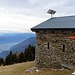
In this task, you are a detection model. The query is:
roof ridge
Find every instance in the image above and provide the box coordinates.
[53,15,75,19]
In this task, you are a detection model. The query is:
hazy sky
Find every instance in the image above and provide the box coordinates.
[0,0,75,33]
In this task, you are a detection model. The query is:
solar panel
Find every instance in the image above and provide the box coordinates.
[47,9,56,18]
[47,9,56,14]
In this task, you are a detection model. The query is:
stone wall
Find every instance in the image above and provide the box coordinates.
[35,30,75,69]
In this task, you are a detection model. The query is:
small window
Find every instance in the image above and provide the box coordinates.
[48,42,49,49]
[63,44,65,52]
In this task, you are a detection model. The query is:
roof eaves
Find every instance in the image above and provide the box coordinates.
[31,28,75,32]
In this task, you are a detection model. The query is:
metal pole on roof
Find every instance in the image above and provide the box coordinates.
[51,14,53,18]
[47,9,56,18]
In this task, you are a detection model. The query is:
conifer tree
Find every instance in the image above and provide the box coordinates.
[5,51,13,65]
[0,58,4,66]
[19,52,24,63]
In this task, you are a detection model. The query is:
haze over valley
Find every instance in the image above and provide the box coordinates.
[0,33,36,59]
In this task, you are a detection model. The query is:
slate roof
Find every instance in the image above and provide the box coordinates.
[31,15,75,31]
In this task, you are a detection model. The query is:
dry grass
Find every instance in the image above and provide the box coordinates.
[0,61,74,75]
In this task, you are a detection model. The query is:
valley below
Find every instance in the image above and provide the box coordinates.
[0,43,19,53]
[0,33,36,59]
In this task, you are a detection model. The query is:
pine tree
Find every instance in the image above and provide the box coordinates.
[5,51,13,65]
[12,54,18,63]
[19,52,24,63]
[0,58,4,66]
[24,45,35,61]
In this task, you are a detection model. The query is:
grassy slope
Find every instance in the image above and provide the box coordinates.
[0,61,74,75]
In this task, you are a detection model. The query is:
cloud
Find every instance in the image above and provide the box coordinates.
[0,0,74,32]
[0,0,74,17]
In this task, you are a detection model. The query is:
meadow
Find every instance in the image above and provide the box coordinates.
[0,61,74,75]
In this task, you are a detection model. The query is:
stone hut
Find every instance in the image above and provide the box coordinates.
[31,16,75,69]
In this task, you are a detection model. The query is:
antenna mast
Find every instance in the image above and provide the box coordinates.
[47,9,56,18]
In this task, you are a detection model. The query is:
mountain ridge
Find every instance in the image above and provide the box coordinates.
[0,33,35,44]
[0,37,36,59]
[10,37,36,53]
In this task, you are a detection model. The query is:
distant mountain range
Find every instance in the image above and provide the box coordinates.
[0,33,35,44]
[0,37,36,59]
[10,37,36,53]
[0,33,35,52]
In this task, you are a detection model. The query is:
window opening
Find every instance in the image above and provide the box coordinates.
[63,44,65,52]
[48,42,49,49]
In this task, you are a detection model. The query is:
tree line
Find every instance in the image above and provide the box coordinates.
[0,45,35,66]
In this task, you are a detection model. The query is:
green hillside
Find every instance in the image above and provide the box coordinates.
[0,61,73,75]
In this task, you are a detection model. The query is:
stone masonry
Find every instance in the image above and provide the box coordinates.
[35,30,75,69]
